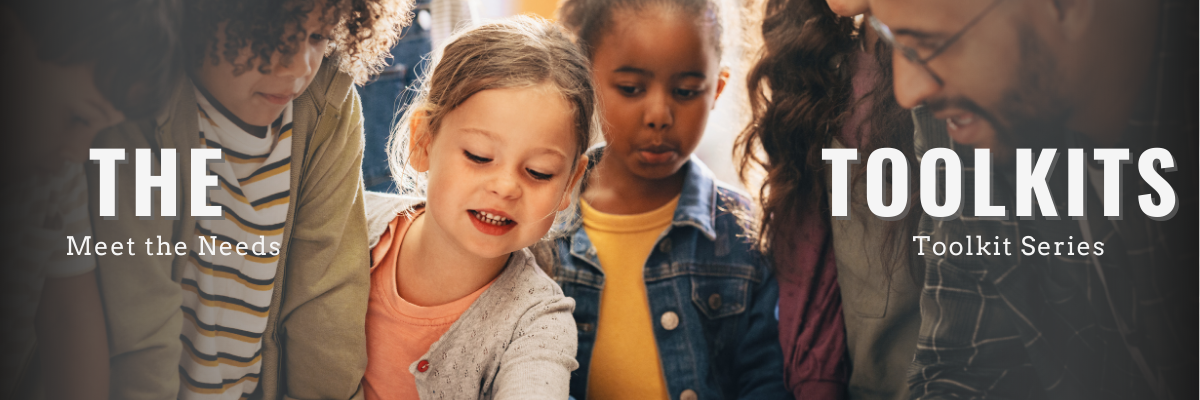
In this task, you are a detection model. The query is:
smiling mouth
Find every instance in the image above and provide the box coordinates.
[470,210,514,226]
[468,209,517,236]
[946,113,977,130]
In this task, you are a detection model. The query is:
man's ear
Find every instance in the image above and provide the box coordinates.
[712,68,730,109]
[558,154,590,212]
[408,110,433,173]
[1049,0,1094,42]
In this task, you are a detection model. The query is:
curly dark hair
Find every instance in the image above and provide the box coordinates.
[183,0,412,85]
[734,0,919,280]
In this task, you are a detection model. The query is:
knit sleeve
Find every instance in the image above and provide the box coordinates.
[490,264,579,400]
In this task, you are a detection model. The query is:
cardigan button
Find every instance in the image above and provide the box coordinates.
[680,389,698,400]
[417,360,430,372]
[660,311,679,331]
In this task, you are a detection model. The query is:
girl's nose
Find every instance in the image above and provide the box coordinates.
[486,170,523,199]
[643,89,674,130]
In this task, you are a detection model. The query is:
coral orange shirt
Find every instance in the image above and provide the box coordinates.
[363,210,494,400]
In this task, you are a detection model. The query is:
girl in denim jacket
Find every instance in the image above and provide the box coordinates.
[536,1,789,398]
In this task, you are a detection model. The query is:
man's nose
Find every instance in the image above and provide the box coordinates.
[892,51,940,109]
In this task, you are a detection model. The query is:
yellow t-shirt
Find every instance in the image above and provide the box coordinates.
[581,196,679,400]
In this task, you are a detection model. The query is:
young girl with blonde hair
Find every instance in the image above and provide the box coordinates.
[361,15,597,400]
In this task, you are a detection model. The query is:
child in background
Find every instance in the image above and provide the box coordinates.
[86,0,411,398]
[545,0,789,398]
[361,16,595,400]
[1,0,179,398]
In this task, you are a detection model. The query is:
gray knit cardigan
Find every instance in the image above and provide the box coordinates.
[364,192,579,399]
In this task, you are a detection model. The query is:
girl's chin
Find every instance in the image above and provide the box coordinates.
[463,245,516,263]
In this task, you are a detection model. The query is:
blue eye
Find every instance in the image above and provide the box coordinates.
[527,169,553,181]
[464,150,491,163]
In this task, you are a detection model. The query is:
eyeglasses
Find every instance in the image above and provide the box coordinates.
[867,0,1006,87]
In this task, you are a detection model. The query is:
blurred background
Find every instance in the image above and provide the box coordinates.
[360,0,759,194]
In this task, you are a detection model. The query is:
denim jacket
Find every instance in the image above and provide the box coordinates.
[545,154,790,400]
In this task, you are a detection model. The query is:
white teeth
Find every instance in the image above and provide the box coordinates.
[948,115,975,128]
[473,210,511,226]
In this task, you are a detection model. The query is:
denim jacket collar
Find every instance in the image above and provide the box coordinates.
[563,147,719,273]
[666,156,719,241]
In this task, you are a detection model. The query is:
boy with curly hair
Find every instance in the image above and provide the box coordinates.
[85,0,412,398]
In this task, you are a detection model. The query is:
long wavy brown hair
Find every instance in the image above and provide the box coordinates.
[734,0,919,280]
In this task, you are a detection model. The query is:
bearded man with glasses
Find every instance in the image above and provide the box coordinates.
[866,0,1195,398]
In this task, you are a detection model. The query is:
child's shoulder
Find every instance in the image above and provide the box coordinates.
[684,156,754,211]
[709,178,758,232]
[713,179,755,211]
[300,58,355,109]
[470,249,574,340]
[702,178,770,268]
[363,191,425,248]
[496,248,569,303]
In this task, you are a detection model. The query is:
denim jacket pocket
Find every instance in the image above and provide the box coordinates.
[688,264,756,320]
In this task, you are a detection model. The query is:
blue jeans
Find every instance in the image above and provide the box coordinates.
[359,0,431,193]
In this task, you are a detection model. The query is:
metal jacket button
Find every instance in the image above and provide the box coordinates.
[680,389,698,400]
[708,293,722,310]
[660,311,679,330]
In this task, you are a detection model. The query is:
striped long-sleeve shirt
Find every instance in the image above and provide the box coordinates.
[178,88,293,399]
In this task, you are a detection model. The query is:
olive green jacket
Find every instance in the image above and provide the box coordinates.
[87,58,369,400]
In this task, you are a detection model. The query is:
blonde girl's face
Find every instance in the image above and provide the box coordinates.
[410,84,589,260]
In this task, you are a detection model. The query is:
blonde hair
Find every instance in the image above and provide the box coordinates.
[387,15,600,230]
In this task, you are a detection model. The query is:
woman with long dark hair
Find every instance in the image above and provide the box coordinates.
[735,0,922,398]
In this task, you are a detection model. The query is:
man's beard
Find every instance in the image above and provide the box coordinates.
[927,23,1072,149]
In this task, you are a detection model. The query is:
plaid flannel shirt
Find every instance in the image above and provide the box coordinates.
[906,1,1194,397]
